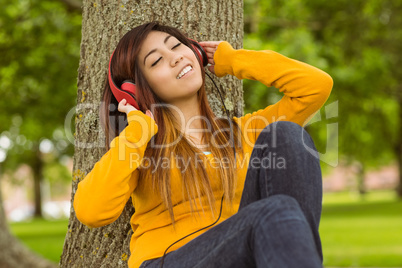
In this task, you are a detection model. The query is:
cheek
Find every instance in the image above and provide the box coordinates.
[149,71,172,92]
[146,74,173,101]
[195,67,204,84]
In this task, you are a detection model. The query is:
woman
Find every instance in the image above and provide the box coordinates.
[74,21,333,268]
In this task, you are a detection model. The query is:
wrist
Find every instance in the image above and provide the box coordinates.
[127,110,158,136]
[213,41,237,77]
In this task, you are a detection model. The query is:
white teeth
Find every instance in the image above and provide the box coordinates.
[177,66,192,79]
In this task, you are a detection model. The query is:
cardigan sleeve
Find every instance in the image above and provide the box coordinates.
[73,110,158,228]
[214,41,333,145]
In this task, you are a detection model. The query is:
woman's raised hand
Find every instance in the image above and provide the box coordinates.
[198,41,223,75]
[118,99,155,122]
[118,99,137,115]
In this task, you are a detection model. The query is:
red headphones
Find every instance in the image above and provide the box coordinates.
[108,39,208,110]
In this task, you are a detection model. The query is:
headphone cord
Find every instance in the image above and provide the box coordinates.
[205,72,236,161]
[159,194,224,268]
[159,73,236,268]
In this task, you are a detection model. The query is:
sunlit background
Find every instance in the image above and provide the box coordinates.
[0,0,401,267]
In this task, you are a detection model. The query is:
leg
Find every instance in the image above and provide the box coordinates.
[140,195,322,268]
[239,121,323,261]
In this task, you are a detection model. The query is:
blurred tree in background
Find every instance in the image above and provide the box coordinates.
[0,0,81,266]
[0,0,81,218]
[243,0,402,197]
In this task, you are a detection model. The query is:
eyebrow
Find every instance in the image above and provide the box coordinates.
[143,35,173,65]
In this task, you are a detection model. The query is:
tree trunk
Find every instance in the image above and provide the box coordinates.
[60,1,243,267]
[32,146,44,218]
[356,162,366,197]
[0,171,56,268]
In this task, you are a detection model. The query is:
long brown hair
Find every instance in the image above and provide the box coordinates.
[100,22,243,227]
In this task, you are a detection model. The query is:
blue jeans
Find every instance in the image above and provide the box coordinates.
[139,121,323,268]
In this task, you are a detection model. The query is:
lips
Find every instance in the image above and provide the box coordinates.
[176,64,193,79]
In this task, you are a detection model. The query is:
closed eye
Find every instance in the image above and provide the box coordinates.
[151,57,162,67]
[172,43,181,49]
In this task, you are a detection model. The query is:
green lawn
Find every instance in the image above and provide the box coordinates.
[9,217,69,263]
[8,190,402,267]
[321,190,402,267]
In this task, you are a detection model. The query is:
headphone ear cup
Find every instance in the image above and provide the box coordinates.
[189,40,208,67]
[121,80,137,95]
[108,51,140,110]
[118,81,139,110]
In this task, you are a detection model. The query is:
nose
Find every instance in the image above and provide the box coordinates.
[170,52,183,67]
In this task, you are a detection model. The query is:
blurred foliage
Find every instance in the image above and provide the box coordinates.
[243,0,401,173]
[0,0,81,173]
[1,0,401,186]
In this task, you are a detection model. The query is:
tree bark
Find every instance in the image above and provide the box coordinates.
[0,172,57,268]
[355,162,366,197]
[32,147,44,218]
[60,1,243,267]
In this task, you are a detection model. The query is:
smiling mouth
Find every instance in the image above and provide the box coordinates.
[177,65,193,79]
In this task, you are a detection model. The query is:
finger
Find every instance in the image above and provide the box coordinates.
[146,110,155,121]
[202,45,216,51]
[118,106,125,113]
[203,47,218,54]
[207,52,215,59]
[117,99,125,112]
[199,41,221,48]
[208,65,215,74]
[119,99,127,107]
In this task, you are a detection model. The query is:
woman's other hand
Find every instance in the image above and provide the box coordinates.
[118,99,155,122]
[118,99,137,114]
[199,41,223,75]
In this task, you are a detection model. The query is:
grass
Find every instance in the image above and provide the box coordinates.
[9,218,69,263]
[7,190,402,267]
[321,190,402,267]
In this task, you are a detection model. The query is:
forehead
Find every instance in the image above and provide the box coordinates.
[139,31,171,54]
[144,31,170,44]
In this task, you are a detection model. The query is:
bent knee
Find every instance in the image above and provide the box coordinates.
[258,121,304,142]
[241,195,306,228]
[248,195,302,215]
[261,194,300,209]
[261,195,307,223]
[256,121,313,149]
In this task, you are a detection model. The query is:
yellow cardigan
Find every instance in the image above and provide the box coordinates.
[74,41,333,268]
